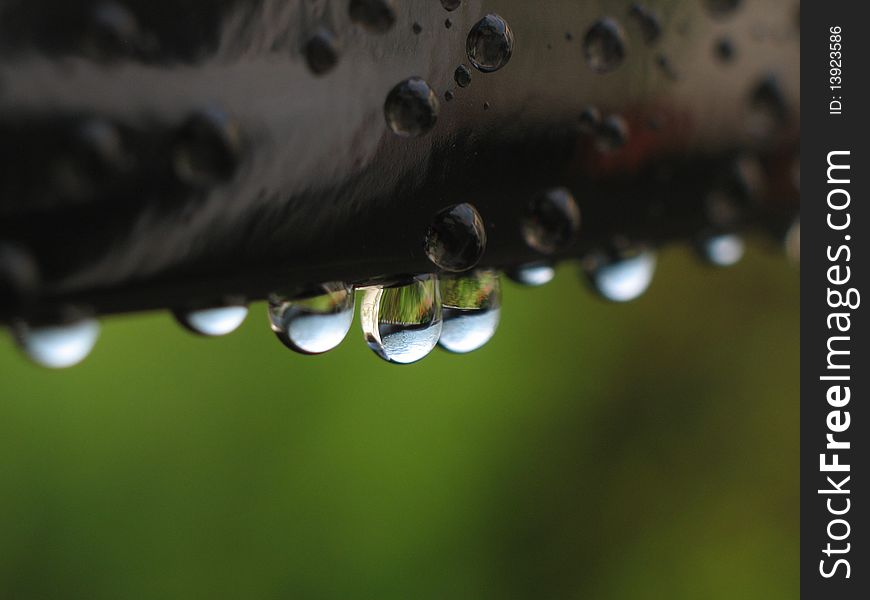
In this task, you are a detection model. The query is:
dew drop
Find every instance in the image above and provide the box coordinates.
[384,77,440,137]
[268,283,355,355]
[466,14,514,73]
[628,4,662,45]
[349,0,396,34]
[454,64,472,88]
[12,317,100,369]
[578,106,602,134]
[424,203,487,272]
[304,28,339,75]
[506,263,556,287]
[440,0,461,11]
[522,187,581,254]
[174,304,248,337]
[173,108,242,187]
[705,0,742,18]
[360,275,443,364]
[438,270,501,354]
[583,247,657,302]
[583,18,627,74]
[595,115,629,152]
[697,233,745,267]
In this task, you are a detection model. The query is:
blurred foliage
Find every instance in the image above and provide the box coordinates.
[0,243,798,599]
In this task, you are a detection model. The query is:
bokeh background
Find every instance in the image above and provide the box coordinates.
[0,242,798,599]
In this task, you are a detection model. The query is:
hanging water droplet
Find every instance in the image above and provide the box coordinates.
[785,218,800,265]
[578,106,602,134]
[628,4,662,45]
[174,304,248,337]
[384,77,440,137]
[583,18,626,74]
[696,233,745,267]
[454,64,472,88]
[360,275,443,364]
[173,108,242,188]
[466,14,514,73]
[268,283,355,355]
[595,115,629,152]
[304,28,339,75]
[424,203,487,272]
[714,37,735,63]
[438,270,501,354]
[506,263,556,287]
[522,187,581,254]
[12,317,100,369]
[440,0,461,11]
[705,0,742,18]
[349,0,396,34]
[582,247,657,302]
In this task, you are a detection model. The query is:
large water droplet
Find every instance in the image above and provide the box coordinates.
[13,318,100,369]
[173,108,242,187]
[268,283,355,355]
[304,28,339,75]
[507,263,556,287]
[595,115,629,152]
[349,0,396,34]
[424,203,487,272]
[583,18,626,73]
[175,304,248,337]
[360,275,443,364]
[522,187,581,254]
[583,247,657,302]
[466,14,514,73]
[697,233,745,267]
[384,78,440,137]
[454,64,472,88]
[705,0,742,18]
[441,0,461,10]
[438,270,501,354]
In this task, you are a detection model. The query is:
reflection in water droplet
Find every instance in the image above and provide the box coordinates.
[705,0,742,18]
[578,106,601,134]
[522,187,581,254]
[438,270,501,354]
[454,64,472,87]
[714,37,735,62]
[173,108,242,188]
[361,275,443,364]
[441,0,461,11]
[507,263,556,287]
[349,0,396,33]
[384,78,440,137]
[697,233,745,267]
[425,203,487,272]
[583,18,626,73]
[175,305,248,337]
[13,318,100,369]
[268,283,355,354]
[596,115,629,152]
[583,248,657,302]
[628,4,662,44]
[785,218,800,265]
[466,14,514,73]
[304,28,339,75]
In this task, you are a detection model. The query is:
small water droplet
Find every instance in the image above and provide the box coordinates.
[522,187,581,254]
[466,14,514,73]
[361,275,443,364]
[424,203,487,272]
[412,22,422,34]
[175,304,248,337]
[705,0,742,18]
[268,283,355,354]
[483,101,490,111]
[13,317,100,369]
[595,115,629,152]
[438,270,501,354]
[565,31,574,41]
[749,74,788,129]
[173,108,242,187]
[583,18,627,73]
[697,233,745,267]
[349,0,396,33]
[714,37,735,62]
[384,77,440,137]
[582,247,657,302]
[445,18,452,29]
[0,244,39,313]
[655,54,679,80]
[454,64,472,87]
[785,218,800,265]
[578,106,602,134]
[444,90,455,102]
[304,28,339,75]
[440,0,461,11]
[628,4,662,44]
[506,263,556,287]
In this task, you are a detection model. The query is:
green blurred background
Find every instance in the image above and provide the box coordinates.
[0,243,798,600]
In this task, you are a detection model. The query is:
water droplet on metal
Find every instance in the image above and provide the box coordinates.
[175,304,248,337]
[522,187,581,254]
[412,22,422,34]
[304,28,339,75]
[268,283,355,355]
[13,317,100,369]
[425,203,487,272]
[483,101,490,111]
[583,247,657,302]
[507,263,556,287]
[361,275,443,364]
[583,18,626,73]
[595,114,629,152]
[697,233,745,267]
[349,0,396,33]
[454,64,472,88]
[438,270,501,354]
[466,14,514,73]
[173,108,242,188]
[384,78,440,137]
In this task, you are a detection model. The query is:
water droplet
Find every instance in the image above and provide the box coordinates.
[174,304,248,337]
[578,106,602,134]
[444,90,455,102]
[268,283,355,354]
[522,187,581,254]
[506,263,556,287]
[749,74,788,128]
[785,218,800,265]
[454,64,472,88]
[705,0,742,18]
[360,275,443,364]
[0,244,39,313]
[445,18,452,29]
[714,37,735,62]
[384,78,440,137]
[628,4,662,44]
[595,115,629,152]
[349,0,396,34]
[173,108,242,187]
[412,22,422,34]
[583,18,626,74]
[483,101,490,111]
[424,203,487,272]
[697,233,745,267]
[13,317,100,369]
[582,247,657,302]
[304,28,339,75]
[440,0,461,10]
[466,14,514,73]
[565,31,574,41]
[438,270,501,354]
